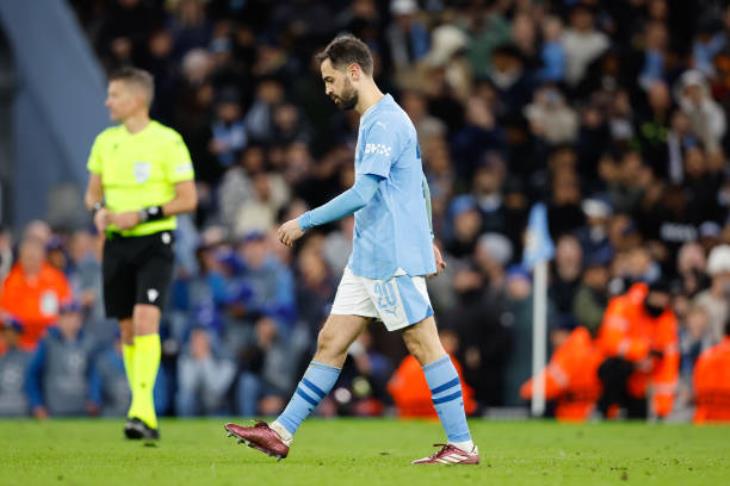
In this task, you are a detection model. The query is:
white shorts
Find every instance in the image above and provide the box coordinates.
[330,267,433,331]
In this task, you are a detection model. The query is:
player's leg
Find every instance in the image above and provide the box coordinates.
[128,232,174,436]
[102,236,138,436]
[127,304,162,433]
[270,313,370,441]
[402,317,474,452]
[379,274,477,464]
[119,317,134,387]
[225,267,375,458]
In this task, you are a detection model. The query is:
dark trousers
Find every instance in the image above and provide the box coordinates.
[597,357,648,419]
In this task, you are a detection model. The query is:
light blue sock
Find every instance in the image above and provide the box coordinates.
[275,361,341,436]
[423,355,472,444]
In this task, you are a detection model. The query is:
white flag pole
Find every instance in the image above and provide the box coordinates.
[531,259,548,417]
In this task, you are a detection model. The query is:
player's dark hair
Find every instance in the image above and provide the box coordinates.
[109,67,155,106]
[315,34,374,76]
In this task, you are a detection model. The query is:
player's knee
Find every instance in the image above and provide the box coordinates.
[133,304,161,335]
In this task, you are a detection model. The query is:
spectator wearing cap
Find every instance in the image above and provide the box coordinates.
[597,280,679,419]
[572,249,611,335]
[177,326,236,416]
[0,238,72,351]
[693,245,730,344]
[386,0,430,73]
[445,233,512,409]
[25,301,99,419]
[444,196,482,260]
[488,44,534,116]
[674,70,726,154]
[502,265,557,407]
[576,196,613,264]
[0,319,30,416]
[210,89,248,170]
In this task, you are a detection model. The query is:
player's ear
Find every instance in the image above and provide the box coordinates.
[348,63,360,82]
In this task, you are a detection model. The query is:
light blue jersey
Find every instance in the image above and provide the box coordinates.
[348,94,436,280]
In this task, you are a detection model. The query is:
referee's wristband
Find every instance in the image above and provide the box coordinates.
[138,206,165,223]
[91,202,104,216]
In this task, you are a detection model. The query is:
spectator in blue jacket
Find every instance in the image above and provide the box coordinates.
[25,301,99,418]
[0,318,30,416]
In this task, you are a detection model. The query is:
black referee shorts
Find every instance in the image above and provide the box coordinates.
[102,230,175,320]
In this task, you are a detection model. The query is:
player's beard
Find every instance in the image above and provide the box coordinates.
[332,79,358,111]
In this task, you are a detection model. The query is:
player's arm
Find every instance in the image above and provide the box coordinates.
[84,174,104,210]
[422,173,446,274]
[85,137,109,233]
[148,180,198,219]
[422,174,434,238]
[277,174,382,247]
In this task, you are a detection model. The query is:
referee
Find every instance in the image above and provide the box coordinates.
[84,67,197,440]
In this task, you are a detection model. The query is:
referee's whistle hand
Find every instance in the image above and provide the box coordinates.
[94,208,110,233]
[277,219,304,247]
[109,211,141,230]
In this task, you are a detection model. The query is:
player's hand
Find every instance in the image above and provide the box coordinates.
[109,211,141,230]
[430,243,446,277]
[94,207,110,234]
[277,218,304,247]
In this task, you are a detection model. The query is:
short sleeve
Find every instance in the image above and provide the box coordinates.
[164,135,195,183]
[357,119,400,179]
[87,135,103,174]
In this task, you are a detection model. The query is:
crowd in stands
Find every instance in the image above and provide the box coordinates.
[1,0,730,421]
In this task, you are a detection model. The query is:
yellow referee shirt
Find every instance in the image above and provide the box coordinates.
[87,121,195,237]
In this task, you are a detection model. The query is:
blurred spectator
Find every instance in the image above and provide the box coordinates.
[177,327,235,416]
[693,245,730,344]
[597,281,679,419]
[235,316,296,417]
[572,251,611,334]
[25,302,99,418]
[576,196,613,264]
[0,238,72,350]
[562,4,609,87]
[0,319,30,416]
[538,15,567,83]
[693,320,730,423]
[209,89,247,170]
[550,234,583,319]
[674,70,726,154]
[525,86,578,145]
[521,321,602,422]
[502,266,556,407]
[386,0,430,72]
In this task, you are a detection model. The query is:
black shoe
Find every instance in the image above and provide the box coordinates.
[124,417,160,441]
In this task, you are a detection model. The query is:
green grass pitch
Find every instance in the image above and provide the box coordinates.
[1,418,728,485]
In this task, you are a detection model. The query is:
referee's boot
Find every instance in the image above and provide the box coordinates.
[124,417,160,441]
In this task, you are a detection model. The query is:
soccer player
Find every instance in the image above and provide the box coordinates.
[225,34,479,465]
[84,67,197,440]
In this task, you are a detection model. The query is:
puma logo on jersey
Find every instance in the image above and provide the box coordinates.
[147,289,159,303]
[365,143,392,157]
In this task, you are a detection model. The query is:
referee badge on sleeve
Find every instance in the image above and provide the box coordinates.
[134,161,151,183]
